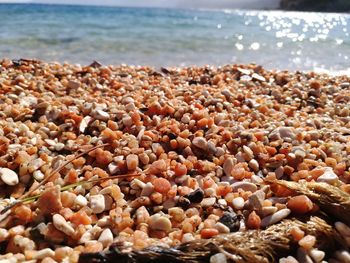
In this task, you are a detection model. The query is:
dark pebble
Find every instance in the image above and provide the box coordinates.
[219,212,243,232]
[186,188,204,203]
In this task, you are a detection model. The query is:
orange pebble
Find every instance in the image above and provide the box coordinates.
[153,178,171,194]
[174,163,187,177]
[290,226,305,241]
[200,228,219,239]
[298,235,316,250]
[246,211,261,229]
[287,195,313,214]
[70,211,92,226]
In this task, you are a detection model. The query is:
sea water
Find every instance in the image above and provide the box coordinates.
[0,4,349,72]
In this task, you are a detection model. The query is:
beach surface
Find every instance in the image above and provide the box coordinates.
[0,59,350,262]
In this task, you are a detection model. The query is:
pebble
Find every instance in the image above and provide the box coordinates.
[210,253,227,263]
[334,250,350,262]
[54,143,65,151]
[89,194,106,214]
[279,256,299,263]
[186,188,204,203]
[0,228,9,242]
[141,182,154,196]
[108,162,119,174]
[75,195,88,207]
[232,182,257,193]
[261,206,278,217]
[309,249,325,263]
[192,137,208,151]
[261,208,291,228]
[98,228,113,248]
[126,154,139,170]
[219,212,241,232]
[247,190,265,210]
[182,233,195,243]
[32,248,55,260]
[248,159,259,172]
[148,214,172,232]
[231,197,245,210]
[53,214,75,236]
[223,157,235,176]
[335,221,350,237]
[214,222,230,234]
[200,197,216,208]
[79,116,92,133]
[317,167,339,184]
[0,168,19,186]
[92,109,110,121]
[33,170,45,181]
[67,80,80,89]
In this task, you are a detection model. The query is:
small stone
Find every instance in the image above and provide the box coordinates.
[248,159,259,172]
[223,157,235,176]
[335,250,350,262]
[67,80,80,89]
[186,188,204,203]
[53,214,75,236]
[54,143,65,151]
[335,221,350,237]
[309,249,325,263]
[247,190,265,210]
[32,248,55,260]
[79,116,92,133]
[232,197,245,210]
[243,145,254,160]
[108,162,119,174]
[261,206,278,217]
[92,109,110,121]
[232,182,257,193]
[261,208,291,227]
[75,195,88,207]
[192,137,208,151]
[126,154,139,170]
[182,233,195,243]
[210,253,227,263]
[214,222,230,233]
[122,115,133,127]
[279,256,298,263]
[317,167,339,184]
[148,214,172,232]
[297,248,313,263]
[0,228,9,242]
[0,168,19,186]
[33,170,45,181]
[141,182,154,196]
[219,212,241,232]
[200,197,216,208]
[28,158,45,173]
[89,194,105,214]
[98,228,113,248]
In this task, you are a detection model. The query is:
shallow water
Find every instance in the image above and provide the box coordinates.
[0,4,349,71]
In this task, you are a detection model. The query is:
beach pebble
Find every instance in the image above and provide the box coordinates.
[232,197,245,210]
[334,250,350,262]
[33,170,44,181]
[92,109,110,121]
[89,194,105,214]
[182,233,195,243]
[317,167,339,184]
[67,80,80,89]
[126,154,139,170]
[248,159,259,171]
[54,142,65,151]
[261,206,278,217]
[247,190,265,210]
[335,221,350,237]
[141,182,154,196]
[75,195,88,207]
[32,248,55,260]
[210,253,227,263]
[232,182,257,193]
[298,235,316,250]
[148,214,172,232]
[279,256,298,263]
[186,188,204,203]
[223,157,235,176]
[297,248,313,263]
[219,212,241,232]
[200,197,216,208]
[53,214,75,236]
[192,137,208,150]
[0,168,19,186]
[309,249,325,263]
[214,222,230,233]
[98,228,113,248]
[261,208,291,228]
[79,116,92,133]
[0,228,9,242]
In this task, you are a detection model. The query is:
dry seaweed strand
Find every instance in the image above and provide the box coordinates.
[79,216,338,263]
[265,179,350,226]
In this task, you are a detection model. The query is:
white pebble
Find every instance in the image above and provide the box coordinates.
[214,222,230,233]
[0,228,9,242]
[261,208,291,228]
[317,167,339,184]
[335,221,350,237]
[279,256,298,263]
[335,250,350,262]
[75,195,88,207]
[0,168,19,186]
[232,182,257,192]
[309,249,325,263]
[232,197,245,210]
[98,228,113,248]
[182,233,195,243]
[200,197,216,208]
[92,109,110,121]
[32,248,55,260]
[210,253,227,263]
[223,157,235,176]
[148,214,172,232]
[248,159,259,171]
[53,214,75,236]
[89,194,106,214]
[141,182,154,196]
[55,142,65,151]
[33,170,45,181]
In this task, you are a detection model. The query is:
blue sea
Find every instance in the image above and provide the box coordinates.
[0,4,349,72]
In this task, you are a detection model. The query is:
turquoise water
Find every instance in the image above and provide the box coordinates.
[0,4,349,71]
